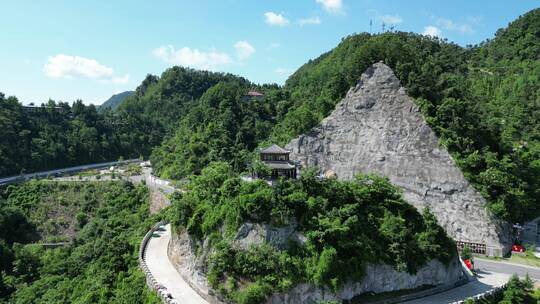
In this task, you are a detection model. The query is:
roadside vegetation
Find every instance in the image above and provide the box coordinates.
[0,181,161,304]
[169,162,456,303]
[465,275,539,304]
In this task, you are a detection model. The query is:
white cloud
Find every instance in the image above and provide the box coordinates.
[44,54,112,79]
[436,18,473,33]
[152,45,232,70]
[298,16,322,26]
[275,67,293,75]
[108,74,130,84]
[315,0,343,14]
[234,41,256,60]
[422,25,442,37]
[264,12,290,26]
[380,14,402,25]
[44,54,128,84]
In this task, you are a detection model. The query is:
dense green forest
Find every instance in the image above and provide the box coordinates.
[0,181,161,303]
[152,9,540,224]
[115,68,253,156]
[0,95,140,176]
[0,67,251,177]
[170,162,455,303]
[1,9,539,224]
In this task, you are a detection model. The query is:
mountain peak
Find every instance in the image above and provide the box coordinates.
[287,64,511,256]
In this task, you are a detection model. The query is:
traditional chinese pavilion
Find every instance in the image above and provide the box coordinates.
[257,144,298,179]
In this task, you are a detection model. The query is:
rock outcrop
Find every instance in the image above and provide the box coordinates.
[234,222,306,250]
[268,260,463,304]
[168,228,226,304]
[286,62,511,256]
[169,228,464,304]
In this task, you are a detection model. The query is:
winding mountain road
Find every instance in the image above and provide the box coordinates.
[145,224,208,304]
[0,159,141,185]
[475,258,540,280]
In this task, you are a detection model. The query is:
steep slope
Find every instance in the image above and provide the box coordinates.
[100,90,134,110]
[166,162,463,304]
[0,181,160,303]
[269,13,540,224]
[116,68,252,156]
[287,62,511,256]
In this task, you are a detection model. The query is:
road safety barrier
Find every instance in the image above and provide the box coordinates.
[139,221,178,304]
[450,282,507,304]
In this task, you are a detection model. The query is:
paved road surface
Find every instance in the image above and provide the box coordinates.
[475,258,540,280]
[145,224,208,304]
[403,272,509,304]
[0,159,140,185]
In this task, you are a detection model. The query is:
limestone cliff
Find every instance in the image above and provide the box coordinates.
[168,227,464,304]
[286,62,511,256]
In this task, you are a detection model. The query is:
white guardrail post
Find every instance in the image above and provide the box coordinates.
[139,221,177,304]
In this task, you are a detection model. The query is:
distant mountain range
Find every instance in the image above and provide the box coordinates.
[100,91,134,110]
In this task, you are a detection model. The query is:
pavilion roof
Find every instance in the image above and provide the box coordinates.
[260,144,290,154]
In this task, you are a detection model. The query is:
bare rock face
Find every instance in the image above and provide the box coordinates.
[168,229,226,304]
[268,259,463,304]
[234,222,306,250]
[169,228,464,304]
[286,62,511,256]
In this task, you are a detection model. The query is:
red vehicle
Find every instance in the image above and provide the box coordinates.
[463,259,473,270]
[512,244,526,253]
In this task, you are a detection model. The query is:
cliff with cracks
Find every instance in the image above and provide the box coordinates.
[286,62,511,256]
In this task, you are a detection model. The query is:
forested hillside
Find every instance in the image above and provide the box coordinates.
[0,96,140,177]
[99,91,134,111]
[150,81,284,177]
[0,68,249,177]
[170,163,456,303]
[116,68,253,155]
[1,9,539,223]
[0,181,161,303]
[151,9,540,224]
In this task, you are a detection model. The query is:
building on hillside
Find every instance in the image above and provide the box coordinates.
[23,105,66,113]
[254,144,298,179]
[242,90,264,101]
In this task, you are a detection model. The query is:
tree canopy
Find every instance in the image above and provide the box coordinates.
[0,181,161,303]
[169,162,456,303]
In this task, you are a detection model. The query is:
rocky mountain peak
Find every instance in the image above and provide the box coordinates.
[287,62,511,256]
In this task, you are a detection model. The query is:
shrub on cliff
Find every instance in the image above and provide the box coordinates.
[170,162,457,303]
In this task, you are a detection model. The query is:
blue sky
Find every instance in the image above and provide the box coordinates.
[0,0,538,105]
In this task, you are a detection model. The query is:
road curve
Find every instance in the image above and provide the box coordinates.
[475,258,540,280]
[403,272,509,304]
[145,224,208,304]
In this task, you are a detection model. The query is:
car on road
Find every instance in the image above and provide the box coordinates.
[512,243,526,253]
[463,258,473,270]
